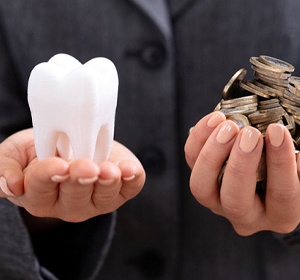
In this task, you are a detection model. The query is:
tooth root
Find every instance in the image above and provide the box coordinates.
[94,123,115,163]
[66,127,98,161]
[57,133,73,160]
[33,129,59,160]
[28,53,118,163]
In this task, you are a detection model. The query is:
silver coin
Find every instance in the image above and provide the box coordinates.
[214,102,221,111]
[248,107,285,124]
[252,65,291,80]
[279,95,299,107]
[220,106,257,116]
[284,89,300,104]
[290,76,300,93]
[253,79,284,97]
[222,68,247,100]
[254,71,289,87]
[258,55,295,73]
[287,83,300,97]
[239,80,271,98]
[228,114,251,129]
[258,98,280,105]
[221,95,257,105]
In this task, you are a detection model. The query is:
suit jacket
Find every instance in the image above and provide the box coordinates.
[1,0,300,279]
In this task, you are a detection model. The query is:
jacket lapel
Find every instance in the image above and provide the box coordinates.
[128,0,172,40]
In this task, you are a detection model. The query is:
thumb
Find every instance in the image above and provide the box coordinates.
[0,156,24,197]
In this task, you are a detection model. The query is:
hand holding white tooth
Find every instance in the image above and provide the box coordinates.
[28,53,118,163]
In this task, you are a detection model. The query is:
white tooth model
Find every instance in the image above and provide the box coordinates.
[28,53,118,163]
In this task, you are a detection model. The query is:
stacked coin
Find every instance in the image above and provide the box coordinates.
[250,55,294,90]
[219,95,258,117]
[248,99,295,135]
[280,76,300,126]
[215,55,299,188]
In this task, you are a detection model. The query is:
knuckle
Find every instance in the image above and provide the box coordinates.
[268,188,298,203]
[198,149,220,170]
[95,193,118,204]
[269,151,291,167]
[120,186,141,200]
[221,198,249,221]
[225,161,249,179]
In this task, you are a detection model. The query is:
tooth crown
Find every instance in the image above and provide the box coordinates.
[28,53,119,163]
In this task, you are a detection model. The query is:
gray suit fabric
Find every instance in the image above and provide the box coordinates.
[1,0,300,279]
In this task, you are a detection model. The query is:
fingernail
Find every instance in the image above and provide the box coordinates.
[98,178,115,186]
[0,176,15,197]
[78,176,98,185]
[239,127,261,153]
[268,124,285,148]
[216,122,238,144]
[51,174,69,183]
[122,175,136,181]
[189,127,194,135]
[207,112,224,128]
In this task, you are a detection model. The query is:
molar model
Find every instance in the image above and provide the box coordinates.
[28,53,118,163]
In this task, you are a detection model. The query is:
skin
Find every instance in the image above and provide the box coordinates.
[185,111,300,236]
[0,128,146,223]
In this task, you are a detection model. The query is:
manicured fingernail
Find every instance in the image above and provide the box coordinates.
[51,174,69,183]
[207,112,224,128]
[216,122,238,144]
[122,175,136,181]
[0,176,15,197]
[98,178,115,186]
[239,127,261,153]
[268,124,285,148]
[78,176,98,185]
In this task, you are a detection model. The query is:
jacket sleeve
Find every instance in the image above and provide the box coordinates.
[0,27,32,140]
[0,26,116,280]
[0,199,116,280]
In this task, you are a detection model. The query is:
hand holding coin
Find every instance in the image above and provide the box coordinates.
[185,55,300,235]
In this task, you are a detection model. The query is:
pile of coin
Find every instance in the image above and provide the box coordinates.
[215,55,300,188]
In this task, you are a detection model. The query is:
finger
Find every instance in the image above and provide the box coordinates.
[93,160,145,211]
[0,157,24,197]
[68,159,100,183]
[24,157,69,187]
[60,158,100,198]
[221,126,264,235]
[190,120,239,213]
[0,129,36,197]
[264,124,300,232]
[11,157,69,216]
[0,176,16,197]
[118,159,145,200]
[0,166,22,197]
[185,111,226,168]
[23,157,69,201]
[47,159,101,221]
[93,161,122,209]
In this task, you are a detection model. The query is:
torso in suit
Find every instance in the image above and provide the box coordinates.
[1,0,300,279]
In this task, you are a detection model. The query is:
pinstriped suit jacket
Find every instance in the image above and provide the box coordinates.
[1,1,300,279]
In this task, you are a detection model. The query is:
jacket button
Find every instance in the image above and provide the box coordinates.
[138,147,166,176]
[139,42,166,69]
